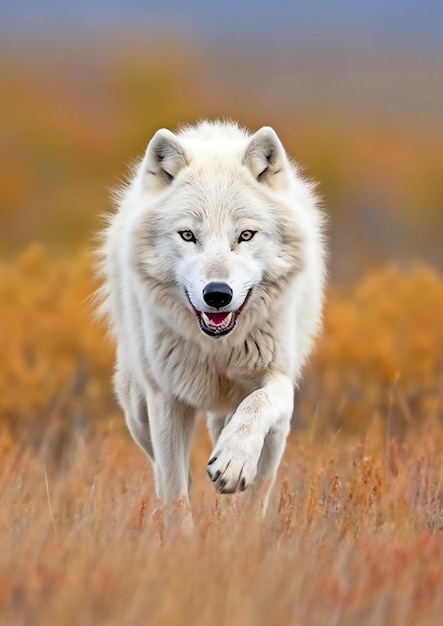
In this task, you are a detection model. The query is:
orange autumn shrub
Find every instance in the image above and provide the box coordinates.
[0,247,442,436]
[301,265,443,432]
[0,245,115,433]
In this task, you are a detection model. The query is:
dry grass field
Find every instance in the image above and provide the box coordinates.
[1,249,443,625]
[2,422,443,625]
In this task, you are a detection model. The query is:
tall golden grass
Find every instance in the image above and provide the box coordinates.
[1,248,443,624]
[2,423,443,624]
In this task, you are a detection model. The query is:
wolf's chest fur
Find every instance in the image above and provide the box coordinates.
[148,324,276,412]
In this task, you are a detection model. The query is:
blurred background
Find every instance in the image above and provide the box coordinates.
[1,1,442,439]
[1,0,442,281]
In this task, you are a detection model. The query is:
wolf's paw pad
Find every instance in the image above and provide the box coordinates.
[206,438,261,494]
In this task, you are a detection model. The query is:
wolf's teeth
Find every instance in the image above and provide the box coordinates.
[226,312,232,323]
[201,312,233,329]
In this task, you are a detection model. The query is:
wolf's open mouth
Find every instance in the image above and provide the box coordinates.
[187,290,251,338]
[199,311,236,337]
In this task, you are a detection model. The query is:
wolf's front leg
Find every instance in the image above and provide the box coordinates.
[207,372,293,497]
[253,422,291,514]
[146,387,195,524]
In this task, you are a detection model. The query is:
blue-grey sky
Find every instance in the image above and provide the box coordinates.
[1,0,442,54]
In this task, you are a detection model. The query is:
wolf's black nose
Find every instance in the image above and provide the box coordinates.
[203,282,233,309]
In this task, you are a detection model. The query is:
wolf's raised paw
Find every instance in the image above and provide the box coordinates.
[206,435,262,494]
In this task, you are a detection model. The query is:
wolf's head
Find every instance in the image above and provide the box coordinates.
[127,121,317,342]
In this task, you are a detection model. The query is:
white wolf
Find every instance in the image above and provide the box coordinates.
[99,120,325,521]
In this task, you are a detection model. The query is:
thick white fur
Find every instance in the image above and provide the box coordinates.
[98,120,325,522]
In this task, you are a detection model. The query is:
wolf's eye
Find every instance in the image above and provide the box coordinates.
[238,230,257,243]
[179,230,196,243]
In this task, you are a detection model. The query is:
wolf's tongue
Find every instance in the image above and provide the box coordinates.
[206,312,230,326]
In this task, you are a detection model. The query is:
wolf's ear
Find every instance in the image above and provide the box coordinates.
[243,127,288,188]
[141,129,188,190]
